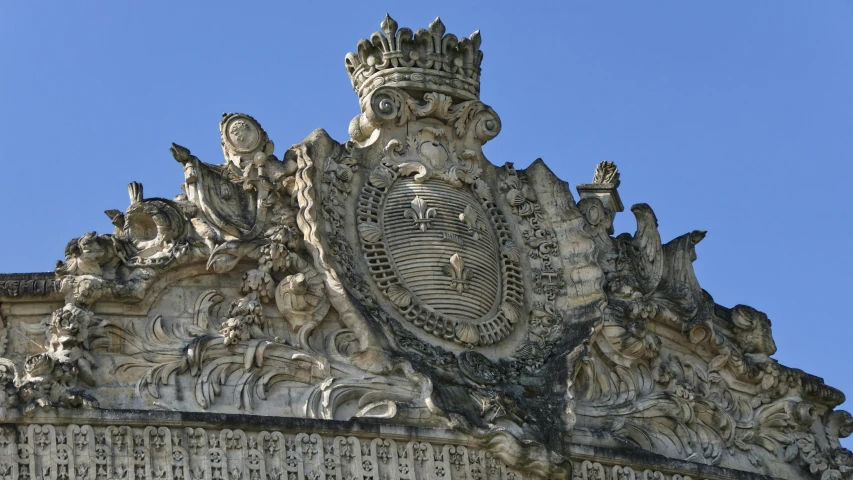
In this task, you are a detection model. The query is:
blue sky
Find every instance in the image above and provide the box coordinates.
[2,1,852,446]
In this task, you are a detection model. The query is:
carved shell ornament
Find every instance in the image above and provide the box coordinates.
[0,14,846,480]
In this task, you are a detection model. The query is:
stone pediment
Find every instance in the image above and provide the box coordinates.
[0,15,849,480]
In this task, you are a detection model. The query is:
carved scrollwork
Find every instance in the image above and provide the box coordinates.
[90,289,404,418]
[356,139,522,347]
[0,15,850,480]
[350,86,500,148]
[571,161,852,479]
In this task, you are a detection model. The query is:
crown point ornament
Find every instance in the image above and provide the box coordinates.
[345,15,484,110]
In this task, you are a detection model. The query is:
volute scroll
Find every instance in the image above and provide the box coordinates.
[0,14,848,480]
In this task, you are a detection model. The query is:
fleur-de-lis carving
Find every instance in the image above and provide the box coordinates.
[266,436,279,454]
[404,195,437,231]
[459,205,486,240]
[377,440,390,463]
[443,253,472,293]
[266,469,282,480]
[151,433,164,451]
[413,443,428,465]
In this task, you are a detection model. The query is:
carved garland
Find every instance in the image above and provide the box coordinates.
[500,164,568,373]
[320,142,362,289]
[356,163,523,347]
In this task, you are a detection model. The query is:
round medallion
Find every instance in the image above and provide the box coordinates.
[223,115,262,153]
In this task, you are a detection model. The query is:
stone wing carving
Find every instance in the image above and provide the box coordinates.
[0,14,848,480]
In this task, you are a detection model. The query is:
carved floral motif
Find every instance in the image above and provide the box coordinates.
[0,424,530,480]
[354,87,520,347]
[404,195,437,232]
[0,14,848,480]
[573,161,851,478]
[499,164,568,374]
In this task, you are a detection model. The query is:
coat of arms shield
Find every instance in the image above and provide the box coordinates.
[354,121,524,347]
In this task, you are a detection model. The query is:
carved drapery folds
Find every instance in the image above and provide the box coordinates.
[0,14,848,480]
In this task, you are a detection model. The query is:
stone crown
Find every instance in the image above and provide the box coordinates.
[345,14,483,108]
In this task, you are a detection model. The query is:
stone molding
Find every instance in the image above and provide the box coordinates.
[0,14,849,480]
[0,412,532,480]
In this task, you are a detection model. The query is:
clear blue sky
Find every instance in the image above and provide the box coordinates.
[2,2,851,445]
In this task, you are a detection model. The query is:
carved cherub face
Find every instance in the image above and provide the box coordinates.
[732,305,777,356]
[49,304,93,352]
[77,233,105,260]
[57,232,115,278]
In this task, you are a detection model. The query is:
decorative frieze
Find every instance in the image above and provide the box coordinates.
[0,13,848,480]
[0,276,60,299]
[0,424,527,480]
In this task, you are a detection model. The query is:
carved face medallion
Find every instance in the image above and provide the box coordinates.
[223,116,262,153]
[357,133,523,347]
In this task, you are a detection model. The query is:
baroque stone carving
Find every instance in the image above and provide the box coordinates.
[0,14,848,480]
[0,422,532,480]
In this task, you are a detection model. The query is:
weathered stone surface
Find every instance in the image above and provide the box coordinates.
[0,15,849,480]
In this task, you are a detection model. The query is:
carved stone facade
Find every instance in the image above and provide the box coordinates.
[0,15,848,480]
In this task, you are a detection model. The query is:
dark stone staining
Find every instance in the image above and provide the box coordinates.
[0,272,60,298]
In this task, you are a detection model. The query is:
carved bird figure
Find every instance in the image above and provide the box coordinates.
[615,203,664,295]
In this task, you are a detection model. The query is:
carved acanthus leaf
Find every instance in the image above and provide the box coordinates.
[592,160,620,186]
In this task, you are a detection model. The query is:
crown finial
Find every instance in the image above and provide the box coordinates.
[429,17,445,37]
[345,15,483,110]
[381,14,397,37]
